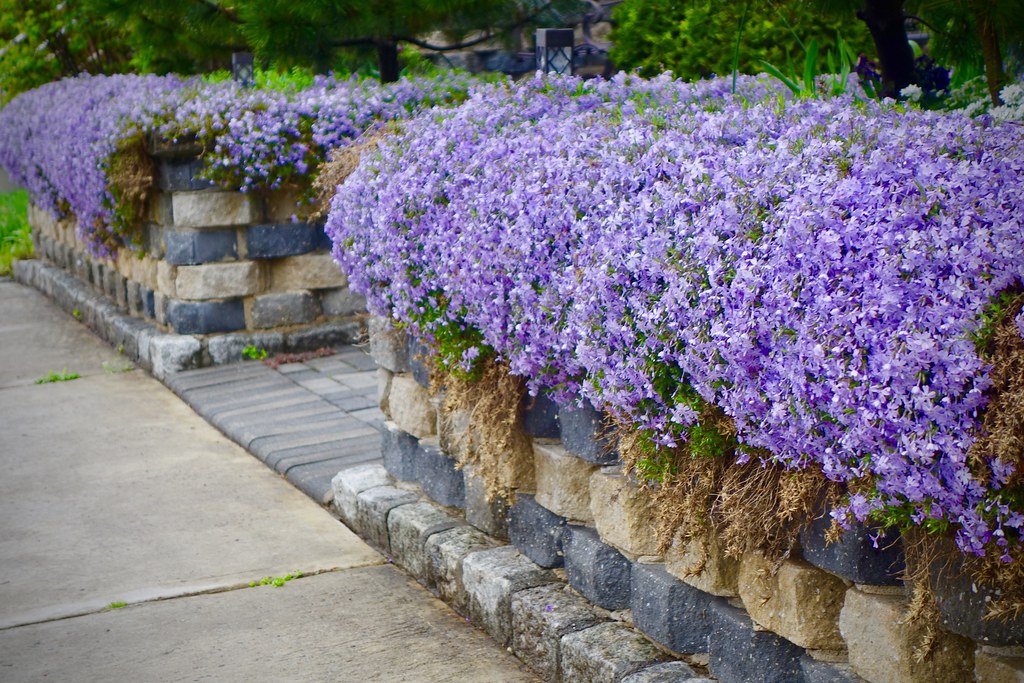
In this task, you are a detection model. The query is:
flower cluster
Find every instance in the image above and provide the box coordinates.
[326,72,1024,559]
[0,71,477,255]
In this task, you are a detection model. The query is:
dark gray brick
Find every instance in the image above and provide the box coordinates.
[166,299,246,334]
[562,525,632,610]
[708,600,805,683]
[800,514,904,586]
[246,223,323,259]
[406,335,433,388]
[558,400,618,464]
[631,562,721,655]
[521,390,560,438]
[251,291,321,329]
[158,157,213,191]
[800,657,865,683]
[163,228,238,265]
[321,288,366,317]
[508,494,566,568]
[416,440,465,509]
[141,286,156,319]
[284,319,365,352]
[381,421,418,481]
[933,559,1024,645]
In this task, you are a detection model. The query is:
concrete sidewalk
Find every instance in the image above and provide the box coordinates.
[0,277,537,681]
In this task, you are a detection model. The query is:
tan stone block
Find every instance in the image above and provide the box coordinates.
[439,405,472,460]
[388,375,437,439]
[171,190,255,228]
[738,553,847,650]
[175,261,262,300]
[589,467,659,557]
[840,588,974,683]
[135,256,158,290]
[533,441,598,523]
[263,184,308,223]
[377,368,393,413]
[156,261,177,297]
[976,649,1024,683]
[270,253,345,291]
[666,529,740,597]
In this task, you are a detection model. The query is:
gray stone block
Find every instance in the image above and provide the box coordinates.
[141,286,156,319]
[509,494,566,568]
[163,229,238,265]
[800,657,865,683]
[149,334,203,379]
[934,561,1024,646]
[708,599,806,683]
[125,280,143,316]
[560,622,665,683]
[463,463,509,541]
[387,501,461,581]
[246,223,322,259]
[621,661,706,682]
[425,525,495,614]
[522,390,560,438]
[320,288,366,318]
[511,583,605,681]
[207,332,285,365]
[158,157,213,191]
[563,525,632,610]
[368,316,410,373]
[166,299,246,334]
[407,335,433,388]
[416,439,465,509]
[381,420,418,481]
[284,319,365,352]
[800,514,904,586]
[462,546,556,647]
[558,400,618,464]
[251,291,321,329]
[632,561,721,655]
[350,485,419,556]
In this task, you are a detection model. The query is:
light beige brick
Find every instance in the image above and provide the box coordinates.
[589,467,659,557]
[270,253,346,291]
[134,255,158,290]
[840,588,974,683]
[156,261,177,297]
[533,441,598,523]
[976,649,1024,682]
[388,375,436,439]
[175,261,262,300]
[738,552,847,650]
[171,190,255,228]
[665,529,740,597]
[263,184,307,223]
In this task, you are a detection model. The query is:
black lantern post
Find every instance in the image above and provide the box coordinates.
[535,29,574,76]
[232,52,255,88]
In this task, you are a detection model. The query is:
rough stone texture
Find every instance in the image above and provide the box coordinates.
[708,599,806,683]
[149,334,203,379]
[380,420,418,482]
[369,316,411,373]
[976,650,1024,682]
[172,190,255,229]
[425,525,495,615]
[387,375,437,439]
[737,553,847,650]
[800,657,866,683]
[590,468,659,557]
[250,291,320,328]
[207,332,285,366]
[350,485,419,556]
[330,463,391,529]
[511,584,605,681]
[558,400,618,464]
[416,439,465,509]
[462,546,556,647]
[534,441,598,523]
[631,561,721,655]
[406,336,433,388]
[438,406,471,461]
[377,369,393,413]
[463,463,509,540]
[246,223,322,259]
[800,514,904,586]
[933,562,1024,646]
[163,229,237,266]
[621,662,708,683]
[166,299,246,335]
[283,319,365,351]
[320,288,366,318]
[666,530,741,598]
[508,494,567,568]
[157,260,177,297]
[562,525,632,610]
[157,157,213,192]
[560,622,665,683]
[386,502,461,581]
[270,253,345,291]
[839,588,974,683]
[125,280,142,316]
[521,390,560,439]
[175,262,262,300]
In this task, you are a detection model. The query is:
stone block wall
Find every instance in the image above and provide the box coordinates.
[26,151,367,367]
[367,317,1024,683]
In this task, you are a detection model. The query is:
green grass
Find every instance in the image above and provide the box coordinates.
[107,601,128,609]
[0,189,33,276]
[35,369,81,384]
[249,570,303,588]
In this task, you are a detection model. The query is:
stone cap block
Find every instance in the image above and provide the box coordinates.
[560,622,665,683]
[171,190,256,229]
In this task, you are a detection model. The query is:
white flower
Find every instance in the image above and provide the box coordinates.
[900,84,923,102]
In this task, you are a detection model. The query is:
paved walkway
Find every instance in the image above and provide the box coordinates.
[0,277,537,682]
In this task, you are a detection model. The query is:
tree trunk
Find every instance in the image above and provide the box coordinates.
[377,40,400,83]
[970,0,1005,105]
[856,0,915,98]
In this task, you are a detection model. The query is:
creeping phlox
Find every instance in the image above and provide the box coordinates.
[327,72,1024,560]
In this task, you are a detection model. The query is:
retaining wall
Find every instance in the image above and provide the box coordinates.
[363,318,1024,683]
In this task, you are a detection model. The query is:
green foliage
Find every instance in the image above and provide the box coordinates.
[35,369,81,384]
[0,189,32,276]
[249,570,302,587]
[107,601,128,609]
[242,345,269,361]
[610,0,872,80]
[760,33,860,98]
